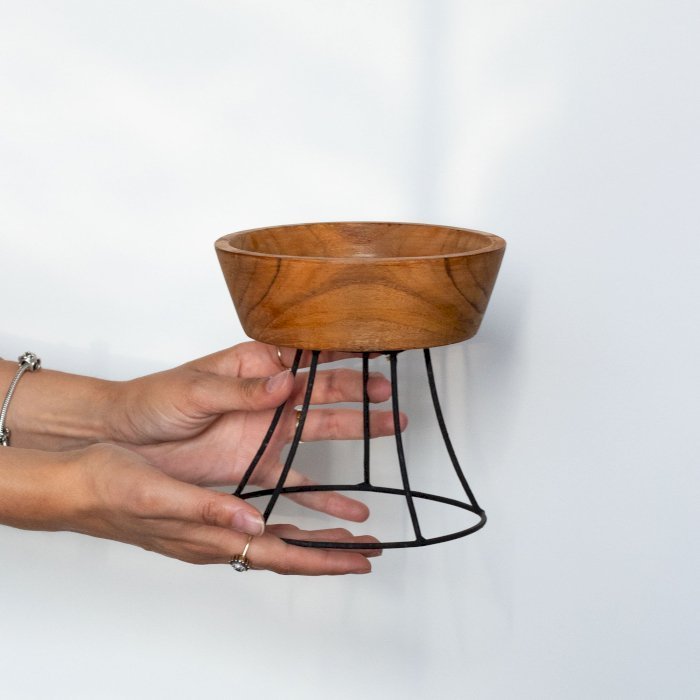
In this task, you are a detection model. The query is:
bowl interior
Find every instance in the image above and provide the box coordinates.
[218,222,502,260]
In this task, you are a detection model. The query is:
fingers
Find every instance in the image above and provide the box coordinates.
[274,346,359,371]
[289,408,407,442]
[267,524,383,558]
[135,521,376,574]
[293,368,391,405]
[186,349,394,422]
[254,468,370,522]
[79,442,376,575]
[187,369,294,416]
[134,472,266,536]
[241,526,376,575]
[155,522,376,574]
[187,343,365,379]
[184,342,387,390]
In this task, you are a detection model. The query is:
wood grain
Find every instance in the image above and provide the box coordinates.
[215,222,505,351]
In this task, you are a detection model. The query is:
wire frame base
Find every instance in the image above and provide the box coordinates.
[234,348,486,549]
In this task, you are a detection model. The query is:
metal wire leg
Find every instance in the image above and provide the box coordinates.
[236,348,486,549]
[423,348,483,514]
[234,349,303,496]
[388,352,423,543]
[262,350,320,522]
[361,352,371,486]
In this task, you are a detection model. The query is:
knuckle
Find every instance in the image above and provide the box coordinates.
[237,379,261,405]
[130,484,161,517]
[178,550,209,565]
[323,527,352,540]
[274,555,294,576]
[327,412,342,440]
[275,563,291,576]
[185,546,215,565]
[238,378,260,401]
[325,370,342,401]
[200,495,224,526]
[177,540,221,565]
[187,372,212,410]
[329,369,355,402]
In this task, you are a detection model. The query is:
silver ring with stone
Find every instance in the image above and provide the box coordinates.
[230,535,254,572]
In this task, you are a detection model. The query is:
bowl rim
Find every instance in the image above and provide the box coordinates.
[215,221,506,263]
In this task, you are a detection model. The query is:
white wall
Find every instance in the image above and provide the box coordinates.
[1,1,698,698]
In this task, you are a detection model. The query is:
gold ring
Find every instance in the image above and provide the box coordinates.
[229,535,254,572]
[294,408,305,443]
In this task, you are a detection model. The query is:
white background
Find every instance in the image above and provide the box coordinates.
[1,1,698,698]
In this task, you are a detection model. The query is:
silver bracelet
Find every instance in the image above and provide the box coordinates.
[0,352,42,447]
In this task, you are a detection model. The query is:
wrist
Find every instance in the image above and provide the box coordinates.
[0,359,121,450]
[0,446,85,531]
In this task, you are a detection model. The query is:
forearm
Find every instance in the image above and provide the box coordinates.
[0,446,83,531]
[0,359,118,450]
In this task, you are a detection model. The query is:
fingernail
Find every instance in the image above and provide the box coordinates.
[266,370,290,393]
[369,371,387,381]
[233,510,265,536]
[352,561,372,573]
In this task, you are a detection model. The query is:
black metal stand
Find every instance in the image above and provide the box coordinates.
[234,349,486,549]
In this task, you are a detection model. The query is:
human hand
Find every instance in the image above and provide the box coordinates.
[108,342,406,522]
[0,443,377,574]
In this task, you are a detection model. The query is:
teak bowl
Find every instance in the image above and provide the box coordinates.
[215,222,505,351]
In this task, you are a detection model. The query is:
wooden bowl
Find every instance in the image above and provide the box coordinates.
[215,222,505,351]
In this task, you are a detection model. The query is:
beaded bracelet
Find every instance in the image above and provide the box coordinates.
[0,352,41,447]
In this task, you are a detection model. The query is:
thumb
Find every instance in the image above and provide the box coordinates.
[189,369,294,415]
[159,479,266,536]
